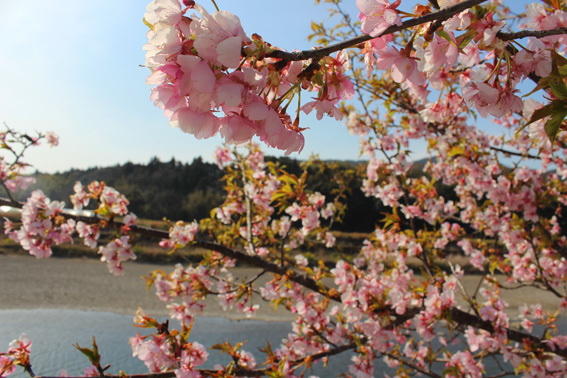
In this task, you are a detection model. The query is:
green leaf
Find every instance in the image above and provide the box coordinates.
[522,76,551,98]
[549,74,567,100]
[436,30,456,46]
[74,337,101,367]
[544,110,567,143]
[448,145,465,158]
[95,206,110,217]
[457,31,475,49]
[521,100,567,132]
[552,49,567,75]
[210,342,233,353]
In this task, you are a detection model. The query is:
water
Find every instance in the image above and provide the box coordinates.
[4,310,563,377]
[0,310,295,377]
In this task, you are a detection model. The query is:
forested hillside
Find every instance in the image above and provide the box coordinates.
[18,157,225,222]
[17,156,387,232]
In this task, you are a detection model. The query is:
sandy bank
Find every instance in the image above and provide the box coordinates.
[0,254,562,321]
[0,254,295,321]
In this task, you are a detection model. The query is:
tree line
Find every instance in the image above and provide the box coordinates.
[20,156,396,233]
[20,156,564,237]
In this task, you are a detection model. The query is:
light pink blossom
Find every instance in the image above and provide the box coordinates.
[357,0,402,37]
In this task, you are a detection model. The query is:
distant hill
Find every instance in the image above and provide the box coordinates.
[15,155,422,233]
[17,157,225,222]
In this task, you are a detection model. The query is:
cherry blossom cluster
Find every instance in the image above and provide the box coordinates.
[147,264,212,325]
[0,335,32,377]
[0,127,57,195]
[210,144,340,257]
[72,181,137,274]
[0,159,35,194]
[4,190,75,258]
[127,146,347,376]
[5,0,567,377]
[357,0,567,135]
[3,179,137,274]
[331,0,567,375]
[130,309,208,377]
[343,100,567,374]
[144,0,355,154]
[70,181,131,217]
[159,220,199,250]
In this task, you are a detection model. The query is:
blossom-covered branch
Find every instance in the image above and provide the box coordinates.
[4,0,567,376]
[2,186,565,361]
[268,0,488,62]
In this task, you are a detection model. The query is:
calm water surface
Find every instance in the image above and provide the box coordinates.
[5,309,562,377]
[0,310,295,377]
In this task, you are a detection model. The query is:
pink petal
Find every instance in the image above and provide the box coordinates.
[217,36,242,68]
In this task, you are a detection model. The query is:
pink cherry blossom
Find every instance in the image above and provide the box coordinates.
[375,47,425,86]
[357,0,402,37]
[0,355,15,377]
[98,236,137,275]
[190,5,250,68]
[144,0,183,26]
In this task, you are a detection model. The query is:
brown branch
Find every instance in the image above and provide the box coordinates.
[1,181,18,205]
[34,342,363,378]
[498,27,567,41]
[489,146,540,160]
[36,367,265,378]
[448,308,567,358]
[192,239,341,301]
[0,197,341,302]
[36,373,176,378]
[291,341,357,365]
[2,196,567,359]
[267,0,488,62]
[381,351,442,378]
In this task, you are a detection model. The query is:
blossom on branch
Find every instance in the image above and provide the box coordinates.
[357,0,402,37]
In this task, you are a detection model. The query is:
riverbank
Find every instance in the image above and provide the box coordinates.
[0,254,295,321]
[0,254,562,321]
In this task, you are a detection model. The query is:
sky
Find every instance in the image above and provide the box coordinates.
[0,0,366,173]
[0,0,533,173]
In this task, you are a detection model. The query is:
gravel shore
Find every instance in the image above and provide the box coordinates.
[0,254,562,321]
[0,254,295,321]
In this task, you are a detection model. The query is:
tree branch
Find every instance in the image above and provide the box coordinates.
[489,146,540,160]
[0,197,341,302]
[381,351,442,378]
[498,27,567,41]
[36,368,266,378]
[448,308,567,358]
[34,342,363,378]
[36,373,176,378]
[267,0,488,62]
[2,195,566,359]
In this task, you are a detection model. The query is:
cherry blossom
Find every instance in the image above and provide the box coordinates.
[356,0,402,37]
[4,1,567,377]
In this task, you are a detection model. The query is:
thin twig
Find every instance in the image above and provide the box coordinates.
[381,351,442,378]
[489,146,540,160]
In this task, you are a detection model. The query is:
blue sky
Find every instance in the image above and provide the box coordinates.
[0,0,532,173]
[0,0,365,173]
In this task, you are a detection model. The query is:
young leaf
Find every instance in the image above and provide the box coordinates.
[73,337,101,367]
[544,110,567,143]
[521,100,567,131]
[549,74,567,100]
[436,30,457,47]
